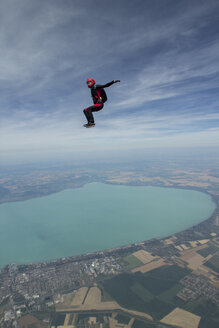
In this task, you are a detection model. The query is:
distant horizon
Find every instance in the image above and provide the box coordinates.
[1,145,219,167]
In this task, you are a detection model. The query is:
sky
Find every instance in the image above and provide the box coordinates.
[0,0,219,163]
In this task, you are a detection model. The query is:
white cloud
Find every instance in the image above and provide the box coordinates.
[1,106,218,154]
[115,37,219,109]
[0,0,218,158]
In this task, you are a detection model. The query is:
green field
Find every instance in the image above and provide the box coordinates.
[123,254,143,270]
[137,265,190,295]
[101,265,191,320]
[197,243,218,257]
[50,313,65,327]
[131,282,154,302]
[204,254,219,273]
[182,299,219,328]
[132,319,158,328]
[157,283,183,303]
[100,286,114,302]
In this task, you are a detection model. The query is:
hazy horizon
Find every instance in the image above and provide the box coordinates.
[0,145,219,167]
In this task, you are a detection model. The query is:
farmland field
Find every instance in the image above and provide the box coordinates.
[101,265,190,319]
[204,254,219,273]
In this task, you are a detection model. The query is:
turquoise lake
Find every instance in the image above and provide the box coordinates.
[0,183,216,268]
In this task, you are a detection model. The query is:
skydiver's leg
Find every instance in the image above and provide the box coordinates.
[83,109,91,123]
[83,103,103,123]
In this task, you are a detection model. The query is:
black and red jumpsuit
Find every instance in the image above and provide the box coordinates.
[83,81,115,123]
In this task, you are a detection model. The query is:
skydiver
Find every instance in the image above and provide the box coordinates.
[83,78,120,127]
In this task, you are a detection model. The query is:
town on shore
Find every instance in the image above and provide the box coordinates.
[0,199,218,328]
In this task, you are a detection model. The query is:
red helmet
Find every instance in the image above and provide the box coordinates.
[86,78,95,88]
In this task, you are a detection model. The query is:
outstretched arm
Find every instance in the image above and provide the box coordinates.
[97,80,121,88]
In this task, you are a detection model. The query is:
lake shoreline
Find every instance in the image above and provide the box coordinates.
[0,182,217,269]
[0,179,217,205]
[1,202,217,270]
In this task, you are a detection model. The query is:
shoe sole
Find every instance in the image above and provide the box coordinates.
[83,124,95,128]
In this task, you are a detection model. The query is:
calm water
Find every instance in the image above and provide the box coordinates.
[0,183,216,267]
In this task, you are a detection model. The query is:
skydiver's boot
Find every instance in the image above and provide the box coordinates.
[83,122,95,128]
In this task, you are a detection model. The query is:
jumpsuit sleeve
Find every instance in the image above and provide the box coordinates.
[96,81,115,88]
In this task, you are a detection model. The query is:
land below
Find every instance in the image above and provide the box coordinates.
[0,161,218,328]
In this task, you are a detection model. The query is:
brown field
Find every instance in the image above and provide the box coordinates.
[132,258,166,273]
[56,283,153,321]
[132,250,157,264]
[160,307,201,328]
[163,236,177,245]
[56,287,88,309]
[175,245,184,251]
[64,313,71,326]
[190,241,198,247]
[198,239,210,245]
[127,318,135,328]
[180,244,190,250]
[62,292,75,307]
[185,253,205,270]
[57,301,152,321]
[169,179,211,188]
[56,301,119,313]
[179,245,208,270]
[109,317,120,328]
[71,287,88,306]
[88,317,97,324]
[84,287,101,305]
[18,314,46,328]
[180,245,208,256]
[105,170,219,192]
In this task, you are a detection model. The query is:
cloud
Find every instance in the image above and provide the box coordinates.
[1,104,218,154]
[0,0,219,158]
[114,28,219,109]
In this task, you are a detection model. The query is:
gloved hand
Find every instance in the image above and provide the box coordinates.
[114,80,120,83]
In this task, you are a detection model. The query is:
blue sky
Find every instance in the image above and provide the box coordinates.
[0,0,219,161]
